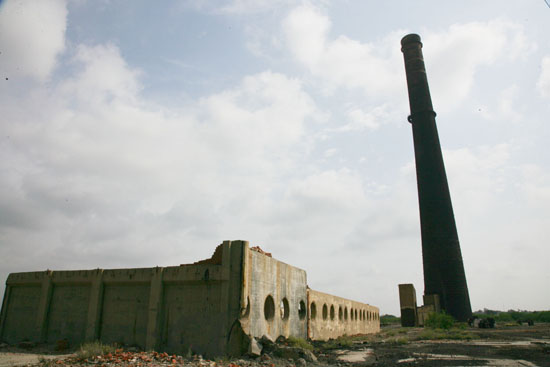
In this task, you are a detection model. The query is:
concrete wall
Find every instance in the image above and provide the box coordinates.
[0,241,246,357]
[241,248,308,341]
[0,240,380,356]
[307,289,380,340]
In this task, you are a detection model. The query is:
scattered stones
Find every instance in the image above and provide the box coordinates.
[302,350,317,363]
[296,357,307,367]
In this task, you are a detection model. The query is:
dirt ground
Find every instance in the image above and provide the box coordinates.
[320,323,550,367]
[1,323,548,366]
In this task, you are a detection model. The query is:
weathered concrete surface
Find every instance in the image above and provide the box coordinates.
[398,284,417,327]
[241,247,308,341]
[0,240,380,357]
[307,289,379,340]
[0,241,246,357]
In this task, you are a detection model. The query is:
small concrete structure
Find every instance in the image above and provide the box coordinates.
[398,284,418,327]
[0,241,379,356]
[398,283,441,327]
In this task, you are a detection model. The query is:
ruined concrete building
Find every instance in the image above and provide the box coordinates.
[0,241,380,356]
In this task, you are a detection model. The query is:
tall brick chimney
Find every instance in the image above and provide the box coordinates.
[401,33,472,322]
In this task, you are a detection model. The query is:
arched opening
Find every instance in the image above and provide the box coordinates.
[298,300,306,320]
[264,295,275,321]
[322,304,328,320]
[310,302,317,320]
[280,298,289,320]
[344,307,348,321]
[330,305,335,320]
[338,306,343,321]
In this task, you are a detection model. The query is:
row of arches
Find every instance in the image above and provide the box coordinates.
[263,295,307,321]
[309,302,378,322]
[262,296,378,324]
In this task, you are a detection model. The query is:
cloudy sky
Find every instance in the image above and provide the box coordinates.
[1,0,549,316]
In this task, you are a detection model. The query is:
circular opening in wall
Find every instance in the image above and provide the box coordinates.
[298,300,306,320]
[338,306,343,321]
[310,302,317,320]
[330,305,335,320]
[344,307,348,321]
[264,295,275,321]
[280,298,289,320]
[322,304,328,320]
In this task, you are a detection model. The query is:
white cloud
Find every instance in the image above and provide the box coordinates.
[324,148,337,157]
[0,0,67,80]
[344,104,391,131]
[477,85,522,123]
[60,44,142,105]
[440,146,550,311]
[283,5,533,112]
[181,0,302,15]
[219,0,298,14]
[283,4,405,97]
[0,42,321,278]
[537,56,550,98]
[199,70,316,155]
[265,169,370,243]
[423,20,534,112]
[444,144,511,217]
[520,164,550,208]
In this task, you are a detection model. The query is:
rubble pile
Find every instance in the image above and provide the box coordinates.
[34,350,294,367]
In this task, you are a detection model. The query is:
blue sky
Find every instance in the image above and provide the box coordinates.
[1,0,549,316]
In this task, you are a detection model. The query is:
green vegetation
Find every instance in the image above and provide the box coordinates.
[319,335,358,350]
[286,336,314,351]
[424,312,455,329]
[474,309,550,323]
[76,341,116,360]
[380,314,401,326]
